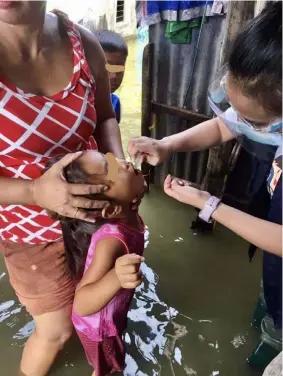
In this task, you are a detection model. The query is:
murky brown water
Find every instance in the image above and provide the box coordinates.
[0,38,263,376]
[118,36,144,153]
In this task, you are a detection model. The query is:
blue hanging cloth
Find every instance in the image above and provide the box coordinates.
[140,0,215,26]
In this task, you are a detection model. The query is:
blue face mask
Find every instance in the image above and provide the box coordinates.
[208,66,282,160]
[221,108,282,146]
[220,108,282,160]
[233,120,282,146]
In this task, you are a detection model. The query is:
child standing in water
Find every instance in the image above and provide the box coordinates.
[93,30,128,124]
[46,151,145,376]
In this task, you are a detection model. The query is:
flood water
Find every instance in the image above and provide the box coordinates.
[0,38,263,376]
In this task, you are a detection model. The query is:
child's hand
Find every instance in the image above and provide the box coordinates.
[115,254,144,289]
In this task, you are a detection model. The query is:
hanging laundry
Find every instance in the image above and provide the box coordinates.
[179,1,212,21]
[136,0,226,27]
[211,0,228,15]
[165,18,206,44]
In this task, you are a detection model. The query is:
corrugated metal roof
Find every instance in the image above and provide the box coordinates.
[147,15,227,185]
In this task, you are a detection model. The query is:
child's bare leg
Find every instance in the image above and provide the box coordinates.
[91,371,96,376]
[19,306,73,376]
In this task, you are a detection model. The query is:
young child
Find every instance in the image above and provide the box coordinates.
[93,30,128,124]
[46,151,146,376]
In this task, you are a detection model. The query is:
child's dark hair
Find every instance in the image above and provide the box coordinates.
[228,1,282,116]
[44,155,107,277]
[93,29,128,57]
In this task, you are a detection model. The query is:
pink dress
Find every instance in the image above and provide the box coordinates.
[72,220,144,375]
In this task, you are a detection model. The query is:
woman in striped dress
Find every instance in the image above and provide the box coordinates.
[0,2,126,375]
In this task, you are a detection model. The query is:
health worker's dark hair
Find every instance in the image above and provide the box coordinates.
[229,1,282,116]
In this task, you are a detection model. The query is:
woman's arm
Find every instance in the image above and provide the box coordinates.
[128,117,235,166]
[79,26,124,159]
[0,153,108,222]
[0,177,34,205]
[73,238,143,317]
[162,117,235,153]
[212,202,282,257]
[164,176,282,257]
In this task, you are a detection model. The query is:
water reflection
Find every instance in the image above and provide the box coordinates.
[0,277,34,348]
[0,299,22,329]
[126,262,189,375]
[13,321,35,340]
[125,227,195,376]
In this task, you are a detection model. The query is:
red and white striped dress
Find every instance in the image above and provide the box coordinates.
[0,14,97,245]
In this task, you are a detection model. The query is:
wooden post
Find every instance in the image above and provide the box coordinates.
[193,1,255,231]
[220,1,255,64]
[141,43,153,190]
[151,101,210,123]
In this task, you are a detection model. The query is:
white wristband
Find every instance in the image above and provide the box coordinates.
[199,196,221,223]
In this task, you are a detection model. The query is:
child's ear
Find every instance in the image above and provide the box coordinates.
[101,204,123,219]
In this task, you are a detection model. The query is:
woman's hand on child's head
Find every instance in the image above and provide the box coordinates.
[164,175,211,209]
[33,152,110,222]
[115,254,145,289]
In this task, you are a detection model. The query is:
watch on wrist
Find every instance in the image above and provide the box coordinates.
[199,196,221,223]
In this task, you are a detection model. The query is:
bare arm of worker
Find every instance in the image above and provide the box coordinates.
[79,26,124,159]
[128,117,235,166]
[162,117,234,152]
[164,176,282,257]
[212,202,282,257]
